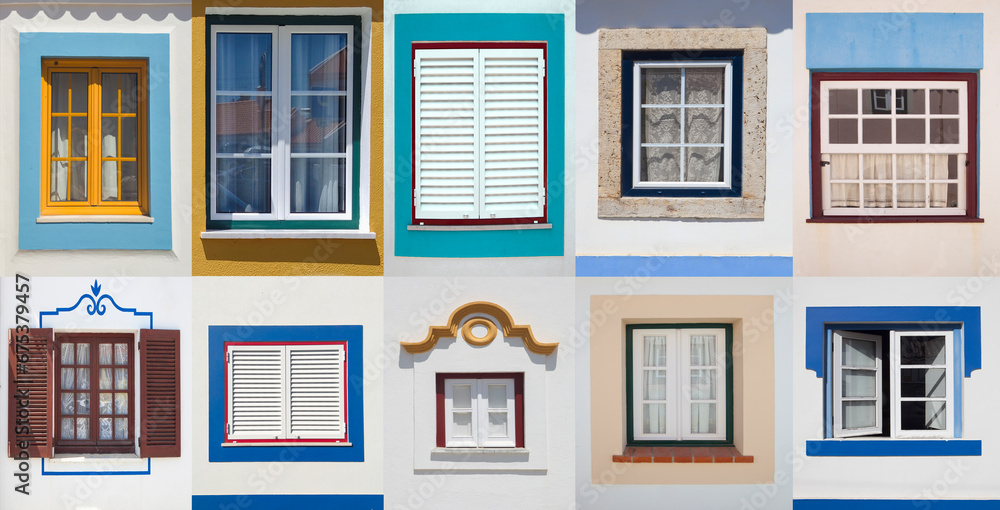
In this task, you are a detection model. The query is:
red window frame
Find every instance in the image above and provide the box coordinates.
[809,72,980,223]
[435,372,524,448]
[53,333,136,454]
[411,41,548,226]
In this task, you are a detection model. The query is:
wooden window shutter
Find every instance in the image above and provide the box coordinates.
[227,344,285,440]
[139,329,180,457]
[414,48,481,220]
[7,328,53,458]
[287,344,346,440]
[479,48,545,220]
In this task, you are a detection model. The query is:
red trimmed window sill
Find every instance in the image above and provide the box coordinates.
[612,446,753,464]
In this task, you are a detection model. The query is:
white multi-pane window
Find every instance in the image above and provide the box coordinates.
[443,378,516,447]
[631,328,727,441]
[210,25,353,222]
[225,343,347,443]
[632,61,732,189]
[833,330,954,439]
[819,79,969,216]
[412,46,546,223]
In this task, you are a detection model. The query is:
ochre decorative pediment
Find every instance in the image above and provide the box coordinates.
[401,301,558,355]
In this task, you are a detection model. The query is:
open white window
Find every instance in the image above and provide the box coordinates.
[443,377,516,448]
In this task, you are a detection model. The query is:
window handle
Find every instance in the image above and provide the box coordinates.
[820,160,830,167]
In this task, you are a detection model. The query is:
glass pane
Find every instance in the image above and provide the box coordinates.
[843,401,876,429]
[864,183,893,208]
[488,412,508,437]
[896,154,925,180]
[452,384,472,409]
[120,117,138,158]
[115,369,128,390]
[215,95,272,153]
[690,369,716,400]
[862,154,893,180]
[948,155,959,179]
[114,344,128,365]
[452,412,472,437]
[642,336,667,367]
[690,335,716,366]
[99,393,113,415]
[640,147,680,182]
[102,160,120,201]
[70,161,88,202]
[115,393,128,415]
[120,161,139,202]
[643,403,666,434]
[101,118,118,159]
[896,119,925,144]
[99,417,113,440]
[828,153,859,180]
[76,417,90,440]
[61,392,75,414]
[930,119,959,144]
[929,89,959,114]
[843,338,876,367]
[901,401,947,430]
[77,392,90,414]
[61,368,75,390]
[289,95,347,153]
[897,184,926,208]
[487,384,507,409]
[76,343,89,365]
[291,33,349,92]
[641,108,680,144]
[71,116,89,157]
[690,403,716,433]
[99,368,112,390]
[896,89,925,114]
[99,344,112,364]
[289,158,346,214]
[685,107,723,144]
[215,158,272,214]
[77,368,90,390]
[686,146,723,183]
[215,32,272,91]
[61,418,75,439]
[115,418,129,440]
[643,370,667,400]
[51,72,89,113]
[930,183,959,209]
[829,119,858,144]
[641,68,681,104]
[900,335,946,365]
[103,73,138,114]
[828,89,857,114]
[61,343,75,365]
[831,184,860,208]
[685,68,725,104]
[902,368,947,398]
[862,119,892,144]
[51,116,69,159]
[842,369,876,398]
[51,73,70,113]
[862,89,893,114]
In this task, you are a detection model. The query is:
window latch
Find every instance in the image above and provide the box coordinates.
[820,160,831,167]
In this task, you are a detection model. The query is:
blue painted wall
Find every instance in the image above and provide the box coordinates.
[576,256,792,277]
[192,494,383,510]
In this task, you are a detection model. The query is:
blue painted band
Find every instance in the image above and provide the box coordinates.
[192,494,384,510]
[41,458,151,476]
[795,500,999,510]
[806,13,983,70]
[805,439,981,457]
[18,32,172,250]
[575,256,792,277]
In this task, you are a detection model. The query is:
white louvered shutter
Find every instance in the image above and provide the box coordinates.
[479,48,545,220]
[414,49,481,220]
[287,344,346,440]
[227,345,286,440]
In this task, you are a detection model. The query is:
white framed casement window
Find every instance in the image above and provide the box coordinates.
[632,61,732,190]
[210,24,354,222]
[224,342,347,444]
[630,328,728,442]
[832,330,954,439]
[818,79,969,216]
[442,377,517,448]
[412,45,546,224]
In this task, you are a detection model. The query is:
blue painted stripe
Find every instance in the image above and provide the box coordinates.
[41,458,150,476]
[192,494,383,510]
[795,500,999,509]
[575,256,792,277]
[805,439,981,457]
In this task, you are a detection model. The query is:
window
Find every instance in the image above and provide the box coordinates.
[436,373,524,448]
[225,342,347,444]
[833,330,954,439]
[208,19,361,229]
[7,328,180,458]
[811,73,978,221]
[626,325,732,444]
[41,59,148,216]
[412,43,547,225]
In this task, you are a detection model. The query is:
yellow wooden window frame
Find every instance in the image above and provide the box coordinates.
[41,59,149,216]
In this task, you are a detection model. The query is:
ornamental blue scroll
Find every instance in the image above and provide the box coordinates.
[39,280,153,330]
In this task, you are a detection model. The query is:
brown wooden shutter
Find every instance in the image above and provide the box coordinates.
[8,328,53,458]
[139,329,180,457]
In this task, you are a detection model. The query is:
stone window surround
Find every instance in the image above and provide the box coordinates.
[598,28,767,219]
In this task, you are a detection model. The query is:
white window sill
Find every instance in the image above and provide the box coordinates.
[201,230,376,240]
[221,441,352,447]
[37,215,153,224]
[431,447,529,455]
[408,223,551,231]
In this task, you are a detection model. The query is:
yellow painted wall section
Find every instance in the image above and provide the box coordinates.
[589,295,775,485]
[191,1,384,276]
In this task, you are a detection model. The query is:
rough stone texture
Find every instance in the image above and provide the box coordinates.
[597,27,768,219]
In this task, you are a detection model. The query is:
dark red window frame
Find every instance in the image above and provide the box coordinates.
[411,41,548,226]
[809,72,980,223]
[223,341,348,444]
[435,372,524,448]
[54,333,136,454]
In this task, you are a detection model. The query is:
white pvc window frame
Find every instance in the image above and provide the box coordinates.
[891,330,954,439]
[832,331,882,438]
[443,377,516,448]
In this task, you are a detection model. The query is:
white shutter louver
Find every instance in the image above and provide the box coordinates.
[228,345,285,439]
[287,345,346,440]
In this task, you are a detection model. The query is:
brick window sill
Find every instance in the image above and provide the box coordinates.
[612,446,753,463]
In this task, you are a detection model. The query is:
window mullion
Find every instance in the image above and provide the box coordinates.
[90,67,101,207]
[275,26,289,221]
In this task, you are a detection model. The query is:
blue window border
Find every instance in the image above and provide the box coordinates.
[18,32,172,250]
[193,494,383,509]
[804,306,981,457]
[208,325,364,462]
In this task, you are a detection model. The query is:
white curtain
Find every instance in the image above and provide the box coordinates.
[291,160,338,213]
[829,154,859,207]
[863,154,893,207]
[928,154,951,207]
[102,125,118,200]
[690,403,715,434]
[690,335,715,366]
[642,336,667,435]
[50,124,69,201]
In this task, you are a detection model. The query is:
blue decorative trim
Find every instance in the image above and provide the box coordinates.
[41,458,150,476]
[192,494,383,509]
[208,326,364,462]
[795,500,999,509]
[806,13,983,70]
[575,256,792,277]
[805,440,981,457]
[39,280,153,329]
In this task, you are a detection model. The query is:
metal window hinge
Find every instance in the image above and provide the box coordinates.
[226,352,229,364]
[414,61,418,78]
[226,424,230,435]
